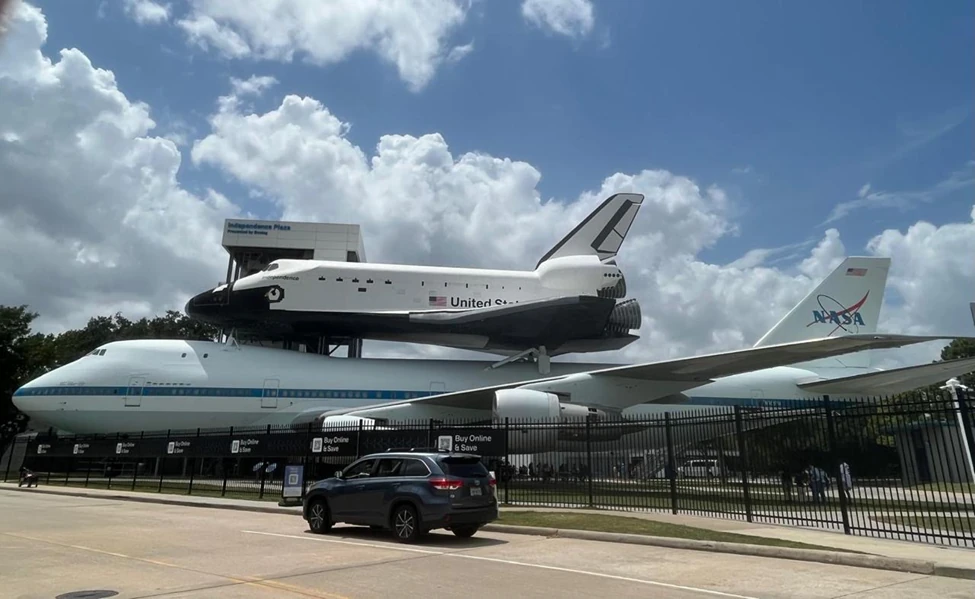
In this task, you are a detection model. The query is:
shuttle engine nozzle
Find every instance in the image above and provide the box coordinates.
[598,274,627,299]
[606,298,641,335]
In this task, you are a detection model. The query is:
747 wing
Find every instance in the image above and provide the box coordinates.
[293,333,973,424]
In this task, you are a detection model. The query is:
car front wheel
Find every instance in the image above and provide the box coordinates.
[392,504,420,543]
[307,499,332,534]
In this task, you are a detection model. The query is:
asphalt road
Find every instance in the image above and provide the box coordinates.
[0,491,971,599]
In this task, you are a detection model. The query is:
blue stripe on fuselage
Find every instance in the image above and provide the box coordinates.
[13,385,846,409]
[13,386,439,401]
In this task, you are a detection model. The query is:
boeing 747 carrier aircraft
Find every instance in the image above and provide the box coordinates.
[13,257,975,452]
[186,193,645,358]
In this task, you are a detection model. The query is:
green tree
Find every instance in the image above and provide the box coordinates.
[0,306,57,437]
[2,305,220,435]
[940,338,975,388]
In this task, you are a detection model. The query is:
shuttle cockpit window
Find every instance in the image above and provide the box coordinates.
[262,263,280,272]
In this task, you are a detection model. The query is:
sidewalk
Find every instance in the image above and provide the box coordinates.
[3,482,973,574]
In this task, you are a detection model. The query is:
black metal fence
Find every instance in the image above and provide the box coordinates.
[3,390,974,547]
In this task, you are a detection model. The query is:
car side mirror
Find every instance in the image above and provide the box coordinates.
[334,470,344,479]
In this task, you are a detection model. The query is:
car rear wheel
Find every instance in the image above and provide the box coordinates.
[392,504,419,543]
[307,499,332,534]
[451,525,478,538]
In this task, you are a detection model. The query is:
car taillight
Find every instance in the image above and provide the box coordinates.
[429,477,463,491]
[489,475,496,486]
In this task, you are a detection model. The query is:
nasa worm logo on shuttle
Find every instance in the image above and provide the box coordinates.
[265,285,285,303]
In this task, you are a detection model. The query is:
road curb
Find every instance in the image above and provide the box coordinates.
[479,524,964,578]
[5,485,973,580]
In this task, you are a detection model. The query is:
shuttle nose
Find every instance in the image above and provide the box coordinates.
[185,285,231,324]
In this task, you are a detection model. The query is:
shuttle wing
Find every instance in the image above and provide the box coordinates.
[305,333,972,423]
[796,356,975,396]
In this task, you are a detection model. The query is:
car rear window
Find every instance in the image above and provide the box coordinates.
[438,457,489,478]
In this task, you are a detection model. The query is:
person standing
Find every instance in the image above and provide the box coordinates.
[839,461,853,500]
[807,464,828,503]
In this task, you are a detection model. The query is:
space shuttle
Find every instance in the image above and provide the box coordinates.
[185,193,646,357]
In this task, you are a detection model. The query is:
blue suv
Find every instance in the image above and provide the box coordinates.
[302,449,499,543]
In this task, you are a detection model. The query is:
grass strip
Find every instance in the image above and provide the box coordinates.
[496,510,851,552]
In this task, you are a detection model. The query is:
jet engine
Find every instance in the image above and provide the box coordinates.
[605,297,642,335]
[492,388,561,420]
[493,388,621,452]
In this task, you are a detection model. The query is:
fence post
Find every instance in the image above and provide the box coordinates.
[222,426,233,497]
[665,412,678,515]
[733,406,753,523]
[158,430,169,493]
[954,387,975,485]
[2,438,13,482]
[585,416,594,508]
[64,448,72,486]
[131,432,142,491]
[823,395,851,535]
[503,417,510,505]
[187,428,199,495]
[356,419,363,458]
[303,422,314,497]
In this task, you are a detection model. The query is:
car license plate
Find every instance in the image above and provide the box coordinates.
[470,486,482,496]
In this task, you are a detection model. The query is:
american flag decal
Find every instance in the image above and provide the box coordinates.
[846,268,867,277]
[428,296,447,307]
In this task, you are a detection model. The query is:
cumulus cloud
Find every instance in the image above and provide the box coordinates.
[521,0,595,39]
[122,0,171,25]
[0,2,239,333]
[191,88,732,276]
[172,0,473,92]
[229,74,278,97]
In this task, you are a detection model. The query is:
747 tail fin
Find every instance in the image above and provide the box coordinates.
[535,193,644,268]
[753,257,891,368]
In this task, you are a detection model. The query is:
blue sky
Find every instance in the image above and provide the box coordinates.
[25,0,975,263]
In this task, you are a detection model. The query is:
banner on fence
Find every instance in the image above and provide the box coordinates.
[310,431,358,456]
[435,428,504,455]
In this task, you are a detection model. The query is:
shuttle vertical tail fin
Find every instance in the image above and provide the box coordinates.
[753,257,890,369]
[535,193,644,268]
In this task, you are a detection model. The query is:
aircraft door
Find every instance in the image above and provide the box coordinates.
[262,379,280,409]
[125,376,145,407]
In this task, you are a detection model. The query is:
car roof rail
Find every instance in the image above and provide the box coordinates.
[383,447,442,453]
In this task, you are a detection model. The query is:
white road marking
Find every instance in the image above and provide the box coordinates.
[242,530,446,555]
[240,530,760,599]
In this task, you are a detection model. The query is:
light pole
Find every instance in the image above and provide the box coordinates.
[940,378,975,483]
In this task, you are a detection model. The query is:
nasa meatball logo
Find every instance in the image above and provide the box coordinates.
[265,285,284,303]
